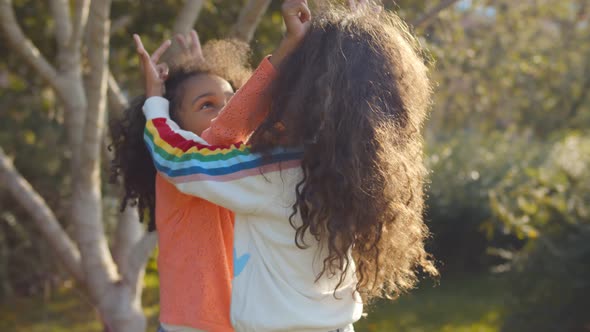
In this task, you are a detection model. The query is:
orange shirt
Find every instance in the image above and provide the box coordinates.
[156,58,275,332]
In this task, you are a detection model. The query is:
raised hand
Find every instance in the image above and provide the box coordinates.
[175,29,204,62]
[270,0,312,68]
[133,34,171,97]
[282,0,312,42]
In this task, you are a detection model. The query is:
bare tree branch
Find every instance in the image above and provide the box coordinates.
[71,0,91,52]
[107,72,130,117]
[0,147,85,284]
[113,207,144,271]
[49,0,73,50]
[229,0,272,42]
[105,67,132,259]
[49,0,82,76]
[161,0,206,62]
[0,0,61,92]
[122,232,157,294]
[84,0,113,188]
[173,0,205,34]
[74,0,118,297]
[411,0,460,29]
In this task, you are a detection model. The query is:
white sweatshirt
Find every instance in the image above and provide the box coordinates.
[143,97,363,332]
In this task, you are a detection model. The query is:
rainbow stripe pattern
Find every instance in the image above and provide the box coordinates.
[144,118,303,183]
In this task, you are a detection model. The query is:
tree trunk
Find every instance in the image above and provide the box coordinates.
[162,0,205,62]
[79,1,147,331]
[229,0,272,42]
[173,0,204,34]
[0,0,277,330]
[0,0,148,330]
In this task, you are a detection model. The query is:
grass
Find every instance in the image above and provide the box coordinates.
[0,284,102,332]
[0,265,509,332]
[354,274,509,332]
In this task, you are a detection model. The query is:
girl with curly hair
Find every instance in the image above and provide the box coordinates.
[111,1,308,329]
[140,1,437,331]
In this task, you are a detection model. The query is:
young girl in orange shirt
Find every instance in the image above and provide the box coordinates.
[111,1,310,330]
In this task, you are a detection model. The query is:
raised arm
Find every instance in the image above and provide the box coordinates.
[134,0,311,211]
[142,98,302,214]
[203,0,312,145]
[202,57,276,145]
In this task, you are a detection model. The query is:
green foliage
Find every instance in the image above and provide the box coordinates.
[488,134,590,331]
[427,0,590,135]
[426,131,590,329]
[501,224,590,332]
[490,134,590,239]
[0,49,70,298]
[422,0,589,281]
[425,130,541,271]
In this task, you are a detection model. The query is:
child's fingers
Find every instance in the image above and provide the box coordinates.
[176,34,189,50]
[299,2,311,22]
[347,0,357,11]
[156,63,169,80]
[133,34,152,69]
[133,34,144,51]
[133,34,149,57]
[282,0,311,22]
[151,40,172,63]
[282,0,305,15]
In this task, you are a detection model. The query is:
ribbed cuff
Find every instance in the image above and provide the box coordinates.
[143,96,170,120]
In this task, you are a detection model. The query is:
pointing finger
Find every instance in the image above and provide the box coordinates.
[151,40,172,63]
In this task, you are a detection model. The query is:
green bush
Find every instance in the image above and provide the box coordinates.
[489,134,590,332]
[501,223,590,332]
[425,130,590,329]
[425,129,543,271]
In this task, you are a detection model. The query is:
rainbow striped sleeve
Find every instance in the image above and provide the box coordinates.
[142,97,302,213]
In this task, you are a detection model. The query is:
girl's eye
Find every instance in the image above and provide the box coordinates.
[199,102,214,110]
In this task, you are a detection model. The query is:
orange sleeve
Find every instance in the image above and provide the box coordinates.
[202,56,277,145]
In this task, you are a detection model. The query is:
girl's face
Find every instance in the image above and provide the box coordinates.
[176,74,234,136]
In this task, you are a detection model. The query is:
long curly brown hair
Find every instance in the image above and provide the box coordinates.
[249,6,438,300]
[109,40,251,231]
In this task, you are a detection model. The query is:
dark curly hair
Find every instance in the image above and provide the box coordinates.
[249,6,438,300]
[109,39,251,231]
